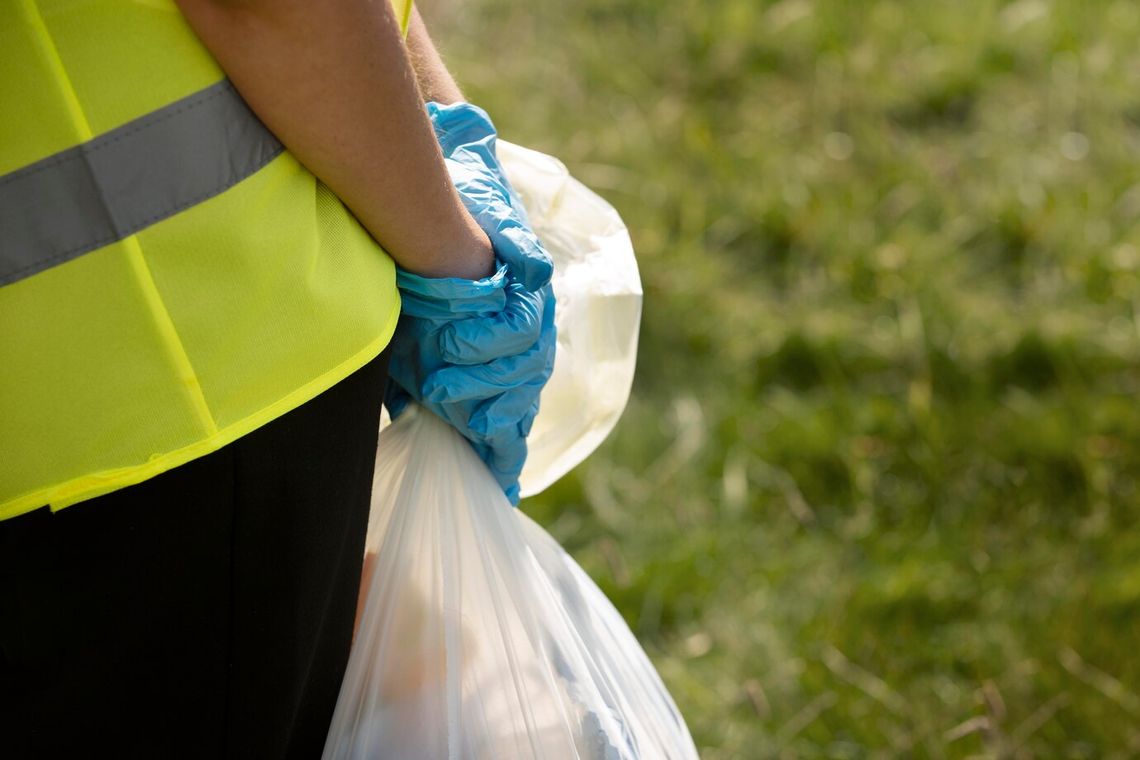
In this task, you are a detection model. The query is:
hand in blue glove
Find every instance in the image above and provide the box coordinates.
[386,102,557,505]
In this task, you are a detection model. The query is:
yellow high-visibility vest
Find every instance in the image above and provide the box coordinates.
[0,0,414,519]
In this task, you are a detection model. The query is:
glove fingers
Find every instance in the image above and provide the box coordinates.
[469,387,541,443]
[430,285,555,387]
[423,341,550,405]
[438,285,546,365]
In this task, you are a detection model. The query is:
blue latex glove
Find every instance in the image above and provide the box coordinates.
[386,102,557,505]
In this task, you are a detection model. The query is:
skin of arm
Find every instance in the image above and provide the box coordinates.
[405,7,464,105]
[173,0,494,280]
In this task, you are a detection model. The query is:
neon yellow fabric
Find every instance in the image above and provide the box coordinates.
[394,0,414,36]
[0,0,413,519]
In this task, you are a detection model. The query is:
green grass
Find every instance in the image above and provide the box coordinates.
[430,0,1140,756]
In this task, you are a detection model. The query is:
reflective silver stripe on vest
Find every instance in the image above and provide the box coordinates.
[0,80,284,287]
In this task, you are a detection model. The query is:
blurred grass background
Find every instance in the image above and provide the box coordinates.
[428,0,1140,756]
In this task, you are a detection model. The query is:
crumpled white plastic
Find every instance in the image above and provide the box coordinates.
[496,141,643,499]
[322,406,699,759]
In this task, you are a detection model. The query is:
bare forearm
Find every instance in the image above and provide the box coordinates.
[406,7,464,105]
[174,0,492,279]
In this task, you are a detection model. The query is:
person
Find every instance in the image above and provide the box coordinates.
[0,0,554,755]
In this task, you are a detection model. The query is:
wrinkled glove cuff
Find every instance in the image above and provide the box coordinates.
[395,263,510,321]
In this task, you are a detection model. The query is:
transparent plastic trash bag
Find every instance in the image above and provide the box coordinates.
[322,406,699,760]
[496,141,643,499]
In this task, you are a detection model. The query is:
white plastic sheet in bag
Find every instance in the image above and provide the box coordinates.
[323,406,699,759]
[497,141,643,499]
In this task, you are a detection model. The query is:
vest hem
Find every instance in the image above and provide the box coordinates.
[0,299,400,521]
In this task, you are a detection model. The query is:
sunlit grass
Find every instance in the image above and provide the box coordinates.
[432,0,1140,755]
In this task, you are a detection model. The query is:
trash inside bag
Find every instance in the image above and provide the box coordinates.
[322,406,699,760]
[497,141,643,499]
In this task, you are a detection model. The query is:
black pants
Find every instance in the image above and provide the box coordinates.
[0,349,390,759]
